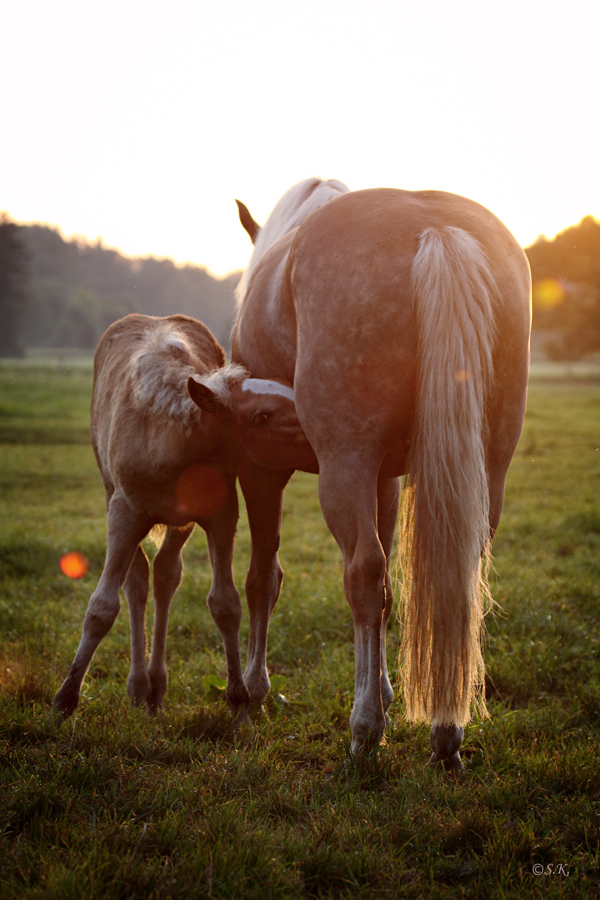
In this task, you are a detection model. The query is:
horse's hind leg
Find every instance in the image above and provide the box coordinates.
[146,524,194,713]
[202,476,251,716]
[238,464,294,706]
[377,476,400,723]
[54,494,151,719]
[318,459,388,752]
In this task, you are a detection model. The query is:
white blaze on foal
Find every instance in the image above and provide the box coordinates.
[242,379,295,402]
[188,372,317,473]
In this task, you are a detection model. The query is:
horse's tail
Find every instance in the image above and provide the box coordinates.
[399,226,498,727]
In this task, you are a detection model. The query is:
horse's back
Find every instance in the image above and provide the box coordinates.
[288,188,531,466]
[292,188,530,329]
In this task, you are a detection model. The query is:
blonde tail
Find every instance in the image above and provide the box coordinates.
[399,227,497,727]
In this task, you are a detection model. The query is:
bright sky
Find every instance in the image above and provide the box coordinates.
[2,0,598,277]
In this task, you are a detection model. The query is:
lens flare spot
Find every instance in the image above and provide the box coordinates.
[454,370,470,383]
[60,551,89,579]
[175,465,227,519]
[533,278,566,310]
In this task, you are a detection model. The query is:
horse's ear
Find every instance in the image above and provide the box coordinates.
[187,377,225,415]
[235,199,260,244]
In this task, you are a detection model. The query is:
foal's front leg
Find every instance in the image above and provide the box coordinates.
[239,463,294,705]
[54,494,151,719]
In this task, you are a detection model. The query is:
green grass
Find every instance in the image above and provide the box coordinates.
[1,364,599,898]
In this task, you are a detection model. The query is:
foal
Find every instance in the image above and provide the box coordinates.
[54,313,306,720]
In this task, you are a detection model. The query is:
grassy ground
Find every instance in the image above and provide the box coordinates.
[0,363,599,898]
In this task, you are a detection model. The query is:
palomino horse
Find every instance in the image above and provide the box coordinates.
[202,179,531,769]
[54,313,307,720]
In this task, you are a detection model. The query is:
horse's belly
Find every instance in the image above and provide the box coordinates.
[380,443,410,478]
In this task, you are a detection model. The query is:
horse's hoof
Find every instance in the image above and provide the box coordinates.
[429,723,463,755]
[429,723,464,774]
[428,749,464,775]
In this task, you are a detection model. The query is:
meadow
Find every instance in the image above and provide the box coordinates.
[0,361,599,899]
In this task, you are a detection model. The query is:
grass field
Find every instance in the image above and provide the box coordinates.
[0,362,599,899]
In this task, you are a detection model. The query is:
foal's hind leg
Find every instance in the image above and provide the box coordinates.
[54,494,151,719]
[146,524,194,713]
[318,459,388,753]
[125,545,152,708]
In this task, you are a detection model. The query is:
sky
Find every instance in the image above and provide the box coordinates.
[2,0,598,277]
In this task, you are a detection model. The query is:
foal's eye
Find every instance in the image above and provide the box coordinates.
[252,411,270,427]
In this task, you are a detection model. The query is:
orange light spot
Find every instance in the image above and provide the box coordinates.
[175,465,227,519]
[533,278,566,310]
[60,551,89,579]
[454,370,470,383]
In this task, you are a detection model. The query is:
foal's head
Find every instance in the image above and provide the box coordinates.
[188,375,314,471]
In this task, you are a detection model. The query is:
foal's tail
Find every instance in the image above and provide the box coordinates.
[399,227,498,727]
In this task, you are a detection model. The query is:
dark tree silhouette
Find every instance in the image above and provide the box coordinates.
[18,224,240,351]
[0,215,29,357]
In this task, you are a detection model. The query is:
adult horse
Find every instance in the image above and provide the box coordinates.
[229,178,531,769]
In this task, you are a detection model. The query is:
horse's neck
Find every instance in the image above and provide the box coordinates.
[237,178,349,308]
[259,178,349,260]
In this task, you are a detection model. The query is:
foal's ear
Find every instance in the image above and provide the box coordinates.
[235,199,260,244]
[187,377,225,415]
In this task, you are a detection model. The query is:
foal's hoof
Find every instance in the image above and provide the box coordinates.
[53,686,79,722]
[232,708,254,737]
[146,685,167,716]
[350,726,386,757]
[127,672,152,709]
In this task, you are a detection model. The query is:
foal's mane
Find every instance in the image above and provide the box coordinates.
[130,322,244,431]
[236,177,349,306]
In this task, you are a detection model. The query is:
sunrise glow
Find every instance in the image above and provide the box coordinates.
[2,1,598,276]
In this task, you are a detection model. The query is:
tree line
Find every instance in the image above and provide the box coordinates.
[1,213,599,359]
[526,215,600,360]
[0,217,239,357]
